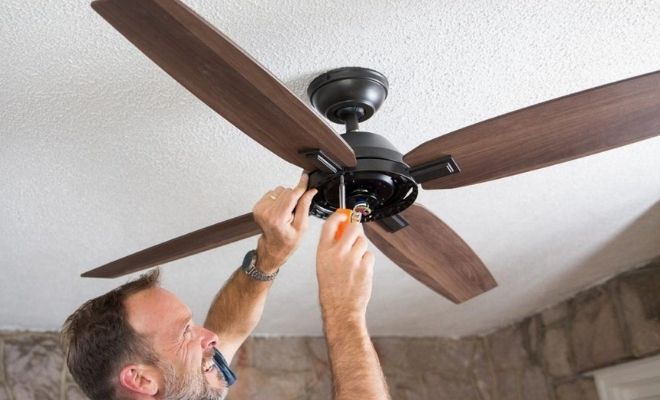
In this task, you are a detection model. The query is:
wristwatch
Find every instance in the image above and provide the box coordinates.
[241,249,279,281]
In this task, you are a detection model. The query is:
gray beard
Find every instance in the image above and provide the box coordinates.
[159,361,228,400]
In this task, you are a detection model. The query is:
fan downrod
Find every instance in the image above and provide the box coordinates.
[308,67,389,132]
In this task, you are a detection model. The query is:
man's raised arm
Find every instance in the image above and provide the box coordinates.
[203,174,317,363]
[316,212,391,400]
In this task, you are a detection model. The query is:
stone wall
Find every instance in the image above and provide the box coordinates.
[2,259,659,399]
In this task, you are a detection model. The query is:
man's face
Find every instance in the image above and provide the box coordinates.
[125,287,228,399]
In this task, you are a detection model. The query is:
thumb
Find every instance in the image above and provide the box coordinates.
[292,188,317,231]
[284,173,311,214]
[292,173,310,197]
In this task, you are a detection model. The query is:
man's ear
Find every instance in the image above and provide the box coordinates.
[118,364,159,396]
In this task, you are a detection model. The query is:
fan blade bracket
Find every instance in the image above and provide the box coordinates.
[377,214,410,233]
[405,71,660,188]
[409,155,461,184]
[300,149,343,174]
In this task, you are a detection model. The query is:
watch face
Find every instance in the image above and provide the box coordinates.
[242,250,257,269]
[241,249,277,281]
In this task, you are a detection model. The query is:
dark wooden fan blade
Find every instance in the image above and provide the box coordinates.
[364,204,496,303]
[81,213,261,278]
[405,71,660,189]
[91,0,356,170]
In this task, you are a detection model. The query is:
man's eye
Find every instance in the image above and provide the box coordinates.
[184,325,192,337]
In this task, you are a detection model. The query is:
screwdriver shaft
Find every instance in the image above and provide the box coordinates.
[338,174,346,209]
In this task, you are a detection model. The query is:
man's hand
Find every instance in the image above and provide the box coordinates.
[252,173,317,273]
[316,211,376,322]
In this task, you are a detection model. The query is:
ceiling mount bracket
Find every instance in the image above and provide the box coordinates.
[410,155,460,184]
[301,149,342,174]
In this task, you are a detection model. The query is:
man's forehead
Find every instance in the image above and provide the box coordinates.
[124,287,191,336]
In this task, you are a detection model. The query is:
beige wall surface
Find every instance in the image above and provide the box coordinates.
[2,259,659,400]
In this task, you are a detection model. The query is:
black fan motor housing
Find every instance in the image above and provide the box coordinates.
[307,67,418,222]
[309,131,418,222]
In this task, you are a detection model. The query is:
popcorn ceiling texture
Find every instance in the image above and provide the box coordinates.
[2,259,659,399]
[1,0,660,336]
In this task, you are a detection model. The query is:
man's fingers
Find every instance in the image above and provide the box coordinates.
[255,190,277,208]
[283,173,311,213]
[293,173,310,197]
[319,212,365,247]
[268,186,286,200]
[273,187,292,208]
[292,188,317,231]
[336,220,363,250]
[254,176,314,229]
[255,186,285,207]
[361,251,375,269]
[320,211,349,245]
[350,235,369,258]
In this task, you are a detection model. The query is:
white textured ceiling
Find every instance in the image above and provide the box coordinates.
[1,0,660,337]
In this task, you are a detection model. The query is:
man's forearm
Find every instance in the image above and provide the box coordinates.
[324,316,390,400]
[204,267,273,362]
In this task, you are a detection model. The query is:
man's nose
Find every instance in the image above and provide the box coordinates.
[199,326,219,349]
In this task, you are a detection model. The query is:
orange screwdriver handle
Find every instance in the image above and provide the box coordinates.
[334,208,353,241]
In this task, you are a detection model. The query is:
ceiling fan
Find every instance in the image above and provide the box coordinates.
[82,0,660,304]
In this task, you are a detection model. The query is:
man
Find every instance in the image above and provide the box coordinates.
[61,174,390,399]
